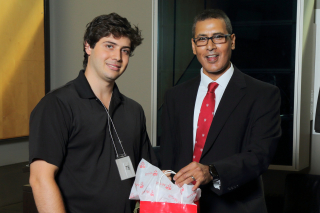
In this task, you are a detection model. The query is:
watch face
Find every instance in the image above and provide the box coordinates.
[209,165,213,175]
[209,165,218,178]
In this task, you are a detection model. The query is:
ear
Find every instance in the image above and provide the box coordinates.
[191,38,197,55]
[84,42,92,55]
[231,34,236,50]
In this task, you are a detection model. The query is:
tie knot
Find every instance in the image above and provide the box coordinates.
[208,82,219,93]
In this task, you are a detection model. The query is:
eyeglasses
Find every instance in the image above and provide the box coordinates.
[193,34,231,46]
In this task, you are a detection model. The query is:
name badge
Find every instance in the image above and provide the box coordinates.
[115,156,136,180]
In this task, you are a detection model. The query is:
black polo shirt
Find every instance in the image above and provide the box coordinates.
[29,70,157,213]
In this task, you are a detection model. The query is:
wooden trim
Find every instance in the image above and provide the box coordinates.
[44,0,50,94]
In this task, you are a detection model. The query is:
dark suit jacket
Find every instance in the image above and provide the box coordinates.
[160,67,281,213]
[315,88,320,133]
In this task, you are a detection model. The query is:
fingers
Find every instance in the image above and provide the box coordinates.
[192,177,202,191]
[162,170,173,181]
[173,162,213,190]
[173,162,199,187]
[173,162,197,182]
[175,172,196,187]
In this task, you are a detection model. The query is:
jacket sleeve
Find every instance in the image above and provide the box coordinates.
[211,85,281,196]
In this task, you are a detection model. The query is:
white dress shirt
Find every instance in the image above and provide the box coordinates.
[192,63,234,189]
[193,63,234,149]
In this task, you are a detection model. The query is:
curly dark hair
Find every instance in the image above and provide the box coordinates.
[192,9,232,38]
[83,13,143,68]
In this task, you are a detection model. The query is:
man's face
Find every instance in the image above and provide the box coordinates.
[85,35,131,82]
[192,18,235,80]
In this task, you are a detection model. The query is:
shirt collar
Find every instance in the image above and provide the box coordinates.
[200,62,234,89]
[73,70,123,102]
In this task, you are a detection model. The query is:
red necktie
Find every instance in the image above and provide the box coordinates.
[193,82,219,163]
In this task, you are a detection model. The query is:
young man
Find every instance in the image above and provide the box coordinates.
[29,13,157,213]
[160,9,281,213]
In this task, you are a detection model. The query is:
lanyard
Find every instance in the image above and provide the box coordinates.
[96,97,126,159]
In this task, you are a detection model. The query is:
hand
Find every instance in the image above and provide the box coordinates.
[162,170,172,181]
[173,162,213,191]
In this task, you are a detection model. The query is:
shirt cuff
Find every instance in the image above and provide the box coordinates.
[213,179,221,190]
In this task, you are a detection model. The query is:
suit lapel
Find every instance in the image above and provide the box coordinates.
[201,68,247,160]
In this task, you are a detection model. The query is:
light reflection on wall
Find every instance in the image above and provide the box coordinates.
[0,0,45,139]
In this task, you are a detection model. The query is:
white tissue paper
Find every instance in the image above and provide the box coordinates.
[129,159,201,204]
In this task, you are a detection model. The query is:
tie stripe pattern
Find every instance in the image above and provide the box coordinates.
[193,82,219,163]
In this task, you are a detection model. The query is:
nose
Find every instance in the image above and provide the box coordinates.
[206,38,217,51]
[112,49,122,61]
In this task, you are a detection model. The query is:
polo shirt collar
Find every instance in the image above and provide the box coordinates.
[74,70,124,107]
[74,70,96,99]
[109,84,122,115]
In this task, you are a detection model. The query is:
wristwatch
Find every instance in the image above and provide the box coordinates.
[208,164,219,181]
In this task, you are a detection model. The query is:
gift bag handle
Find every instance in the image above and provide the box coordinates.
[156,170,186,203]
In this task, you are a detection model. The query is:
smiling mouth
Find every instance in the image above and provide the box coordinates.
[107,63,121,71]
[206,54,218,62]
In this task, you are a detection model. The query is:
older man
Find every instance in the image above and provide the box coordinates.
[160,9,281,213]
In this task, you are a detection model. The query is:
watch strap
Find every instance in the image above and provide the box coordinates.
[208,164,219,181]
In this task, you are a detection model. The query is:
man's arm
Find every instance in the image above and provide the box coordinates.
[30,160,66,213]
[175,84,281,194]
[209,85,281,195]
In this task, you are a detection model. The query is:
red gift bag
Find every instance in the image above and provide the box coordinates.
[140,201,197,213]
[130,165,201,213]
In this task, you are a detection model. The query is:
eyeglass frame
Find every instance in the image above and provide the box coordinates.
[192,34,232,47]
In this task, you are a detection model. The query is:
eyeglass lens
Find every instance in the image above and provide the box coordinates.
[195,35,228,46]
